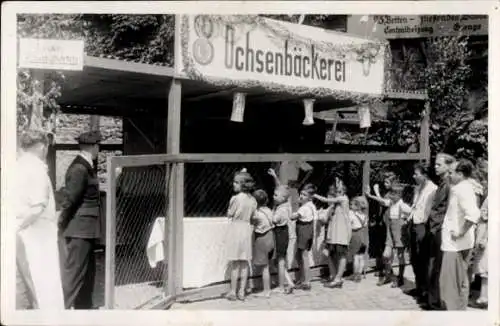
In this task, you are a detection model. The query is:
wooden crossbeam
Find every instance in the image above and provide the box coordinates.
[184,87,239,102]
[384,90,427,100]
[54,143,123,151]
[84,55,175,78]
[108,152,424,167]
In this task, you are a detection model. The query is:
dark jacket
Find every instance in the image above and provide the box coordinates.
[58,155,101,239]
[426,178,450,235]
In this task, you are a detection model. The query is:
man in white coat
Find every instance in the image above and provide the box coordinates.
[440,159,481,310]
[15,130,64,309]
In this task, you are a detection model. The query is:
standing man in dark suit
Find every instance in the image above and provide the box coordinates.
[424,153,455,310]
[58,131,101,309]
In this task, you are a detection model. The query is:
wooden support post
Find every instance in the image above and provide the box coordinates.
[30,70,44,129]
[163,163,172,296]
[104,157,117,309]
[90,115,100,131]
[90,115,101,169]
[31,70,58,189]
[166,78,183,297]
[46,109,56,189]
[362,160,371,216]
[420,101,431,163]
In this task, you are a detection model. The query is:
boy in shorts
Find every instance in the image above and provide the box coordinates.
[291,184,318,291]
[270,184,295,294]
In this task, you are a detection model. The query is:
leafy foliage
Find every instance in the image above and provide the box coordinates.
[421,36,487,162]
[82,14,175,65]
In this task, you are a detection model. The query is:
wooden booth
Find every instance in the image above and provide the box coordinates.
[52,15,428,309]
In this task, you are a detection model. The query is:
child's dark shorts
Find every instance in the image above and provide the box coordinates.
[327,243,348,258]
[253,230,275,266]
[296,220,314,251]
[273,225,289,259]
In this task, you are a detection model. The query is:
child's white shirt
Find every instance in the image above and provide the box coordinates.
[297,201,317,223]
[349,210,367,229]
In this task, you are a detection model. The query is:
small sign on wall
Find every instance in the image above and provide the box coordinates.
[19,38,84,71]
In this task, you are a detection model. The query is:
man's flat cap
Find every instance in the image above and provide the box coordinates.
[76,131,101,145]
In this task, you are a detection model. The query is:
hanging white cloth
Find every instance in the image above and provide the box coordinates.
[15,152,64,310]
[358,106,372,129]
[146,217,166,268]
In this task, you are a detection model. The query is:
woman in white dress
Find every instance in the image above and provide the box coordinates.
[15,130,64,309]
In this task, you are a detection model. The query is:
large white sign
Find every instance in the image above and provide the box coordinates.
[19,38,84,71]
[177,15,387,96]
[347,15,488,39]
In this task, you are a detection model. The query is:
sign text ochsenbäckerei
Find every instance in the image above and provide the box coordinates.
[224,27,347,82]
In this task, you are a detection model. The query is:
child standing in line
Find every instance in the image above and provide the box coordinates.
[366,181,411,287]
[314,178,350,288]
[251,189,275,298]
[224,170,258,301]
[348,196,369,283]
[323,184,340,282]
[291,183,318,291]
[267,168,295,294]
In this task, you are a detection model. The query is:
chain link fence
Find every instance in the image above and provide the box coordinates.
[184,161,368,218]
[104,155,422,308]
[106,161,170,309]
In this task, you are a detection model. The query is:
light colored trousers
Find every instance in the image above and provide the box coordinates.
[439,250,472,310]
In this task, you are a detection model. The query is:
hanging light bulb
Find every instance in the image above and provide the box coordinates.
[302,98,315,126]
[358,105,371,129]
[231,92,246,123]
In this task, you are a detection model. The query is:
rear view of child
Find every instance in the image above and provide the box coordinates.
[348,196,369,282]
[268,168,294,294]
[314,178,350,288]
[318,184,338,282]
[366,181,410,287]
[291,183,318,291]
[224,170,258,301]
[251,189,275,298]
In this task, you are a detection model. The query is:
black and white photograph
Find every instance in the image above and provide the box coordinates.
[1,1,498,326]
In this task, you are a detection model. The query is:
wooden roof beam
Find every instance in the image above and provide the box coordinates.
[84,55,175,78]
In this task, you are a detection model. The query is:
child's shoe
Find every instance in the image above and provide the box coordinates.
[325,280,343,288]
[224,293,237,301]
[391,276,404,288]
[297,283,312,291]
[284,286,294,294]
[377,276,392,286]
[255,291,271,298]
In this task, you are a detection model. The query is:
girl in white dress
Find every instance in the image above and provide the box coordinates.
[224,170,257,301]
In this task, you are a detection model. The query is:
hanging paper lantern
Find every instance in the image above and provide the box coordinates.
[361,58,371,76]
[231,92,246,123]
[358,105,371,129]
[302,98,315,126]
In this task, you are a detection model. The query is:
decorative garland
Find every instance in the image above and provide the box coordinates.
[180,15,393,105]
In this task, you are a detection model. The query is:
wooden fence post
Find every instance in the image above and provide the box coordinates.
[420,101,431,163]
[104,157,117,309]
[166,78,183,297]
